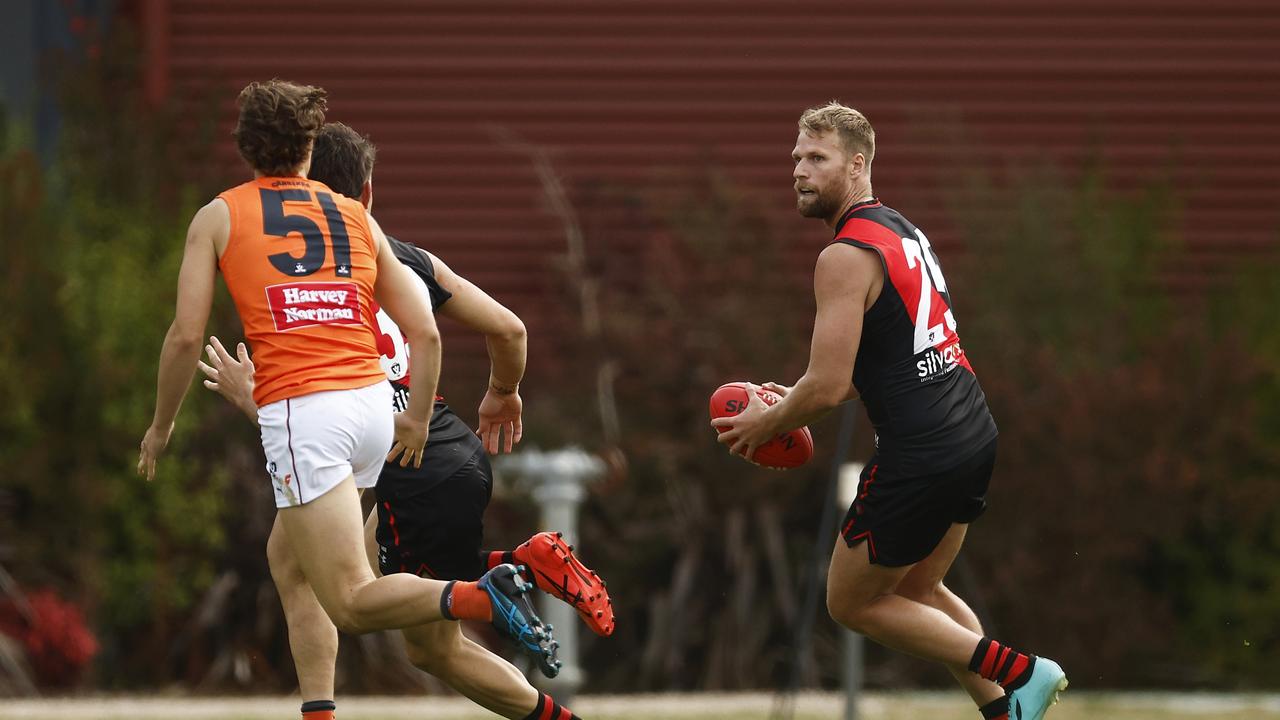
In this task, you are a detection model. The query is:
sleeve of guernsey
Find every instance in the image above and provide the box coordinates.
[388,235,453,311]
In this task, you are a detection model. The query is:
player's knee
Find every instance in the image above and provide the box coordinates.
[324,602,368,636]
[267,533,303,587]
[331,614,366,636]
[828,584,885,634]
[826,587,861,631]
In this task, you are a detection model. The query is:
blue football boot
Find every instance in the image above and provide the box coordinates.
[478,563,562,678]
[1007,656,1068,720]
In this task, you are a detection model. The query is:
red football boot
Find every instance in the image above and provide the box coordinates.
[512,531,615,636]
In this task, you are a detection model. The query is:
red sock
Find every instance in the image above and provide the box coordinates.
[301,699,335,720]
[441,580,492,622]
[969,637,1035,690]
[484,550,514,571]
[521,692,581,720]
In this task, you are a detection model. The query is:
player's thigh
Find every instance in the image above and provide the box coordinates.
[827,534,912,619]
[896,522,968,601]
[363,505,381,577]
[894,444,995,599]
[277,475,377,613]
[266,513,305,585]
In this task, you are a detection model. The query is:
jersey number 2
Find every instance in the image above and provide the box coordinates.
[260,189,353,277]
[901,229,957,353]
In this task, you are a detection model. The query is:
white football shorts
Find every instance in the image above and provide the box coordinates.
[258,380,393,508]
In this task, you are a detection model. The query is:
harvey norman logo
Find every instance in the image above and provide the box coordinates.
[266,281,362,332]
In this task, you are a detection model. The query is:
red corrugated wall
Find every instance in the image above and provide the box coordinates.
[139,0,1280,368]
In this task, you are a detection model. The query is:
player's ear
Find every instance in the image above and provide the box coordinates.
[850,152,866,180]
[360,179,373,210]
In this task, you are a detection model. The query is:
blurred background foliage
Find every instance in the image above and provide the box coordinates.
[1,24,1279,697]
[0,30,267,690]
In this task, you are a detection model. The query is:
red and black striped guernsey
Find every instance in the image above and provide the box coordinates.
[832,199,998,476]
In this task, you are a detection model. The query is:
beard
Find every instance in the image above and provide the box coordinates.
[796,185,842,221]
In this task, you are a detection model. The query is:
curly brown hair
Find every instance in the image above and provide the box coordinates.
[233,79,328,176]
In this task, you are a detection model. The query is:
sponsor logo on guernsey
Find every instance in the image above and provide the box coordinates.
[916,339,965,382]
[391,383,410,412]
[266,281,362,332]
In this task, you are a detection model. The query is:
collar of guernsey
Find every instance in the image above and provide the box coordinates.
[832,197,883,235]
[217,176,387,407]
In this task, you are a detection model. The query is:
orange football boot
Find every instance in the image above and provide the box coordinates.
[512,531,615,636]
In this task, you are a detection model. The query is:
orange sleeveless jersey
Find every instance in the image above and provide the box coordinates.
[217,177,386,406]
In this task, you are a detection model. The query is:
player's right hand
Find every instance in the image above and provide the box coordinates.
[761,382,793,398]
[477,388,523,455]
[137,422,174,481]
[197,336,257,420]
[388,412,429,468]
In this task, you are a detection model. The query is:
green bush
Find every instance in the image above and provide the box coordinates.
[942,158,1280,687]
[0,34,238,686]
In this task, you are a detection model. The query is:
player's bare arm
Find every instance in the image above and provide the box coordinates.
[760,380,858,402]
[426,249,526,389]
[712,242,878,459]
[370,212,441,468]
[137,199,227,480]
[426,249,527,455]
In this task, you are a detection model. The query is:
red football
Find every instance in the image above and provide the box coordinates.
[709,381,815,469]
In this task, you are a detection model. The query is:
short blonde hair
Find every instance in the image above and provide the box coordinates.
[798,101,875,167]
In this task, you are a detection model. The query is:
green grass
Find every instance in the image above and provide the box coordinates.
[3,692,1280,720]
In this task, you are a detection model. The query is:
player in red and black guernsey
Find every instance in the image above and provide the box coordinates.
[198,123,610,720]
[712,103,1067,720]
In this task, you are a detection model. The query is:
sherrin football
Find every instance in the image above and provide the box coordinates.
[709,381,815,469]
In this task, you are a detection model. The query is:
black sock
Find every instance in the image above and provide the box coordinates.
[979,696,1009,720]
[440,580,458,620]
[521,692,581,720]
[301,699,336,719]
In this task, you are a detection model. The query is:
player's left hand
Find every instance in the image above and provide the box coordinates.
[476,388,523,455]
[761,381,793,398]
[710,383,772,463]
[137,422,174,481]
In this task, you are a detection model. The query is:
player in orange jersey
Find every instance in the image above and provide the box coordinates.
[136,80,558,679]
[199,122,602,720]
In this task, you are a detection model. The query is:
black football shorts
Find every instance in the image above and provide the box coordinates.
[374,447,493,581]
[841,437,997,567]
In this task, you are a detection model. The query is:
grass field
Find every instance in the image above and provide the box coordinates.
[3,692,1280,720]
